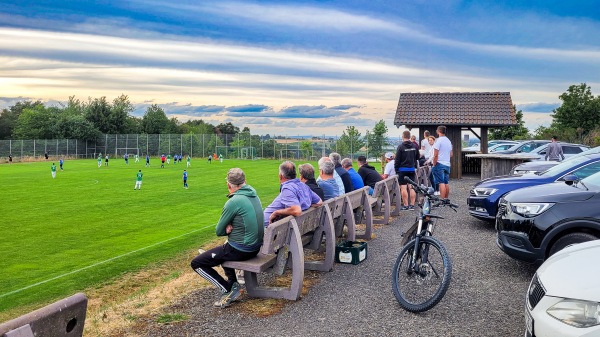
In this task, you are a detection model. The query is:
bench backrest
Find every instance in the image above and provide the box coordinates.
[324,196,346,220]
[261,216,294,255]
[294,206,324,236]
[344,186,369,211]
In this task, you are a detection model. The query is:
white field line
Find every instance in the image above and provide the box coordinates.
[0,224,215,299]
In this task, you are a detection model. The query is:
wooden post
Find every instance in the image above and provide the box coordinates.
[481,127,488,154]
[447,126,462,179]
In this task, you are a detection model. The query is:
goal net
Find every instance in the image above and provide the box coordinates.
[215,146,256,159]
[115,148,140,157]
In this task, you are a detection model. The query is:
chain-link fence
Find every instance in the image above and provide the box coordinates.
[0,134,390,162]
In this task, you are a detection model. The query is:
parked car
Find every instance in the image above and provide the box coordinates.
[496,171,600,264]
[467,153,600,221]
[462,143,480,152]
[524,240,600,337]
[492,140,550,155]
[488,140,520,147]
[488,143,516,152]
[515,142,590,161]
[512,145,600,175]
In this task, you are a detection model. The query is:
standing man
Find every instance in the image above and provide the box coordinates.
[382,152,396,179]
[545,136,565,161]
[191,168,263,308]
[134,170,143,190]
[51,162,57,179]
[432,125,453,199]
[145,154,150,167]
[97,155,102,168]
[421,130,432,161]
[135,153,140,163]
[395,130,420,210]
[105,154,109,166]
[59,158,64,171]
[263,161,322,226]
[124,153,129,165]
[208,155,212,164]
[183,169,188,189]
[187,155,191,167]
[161,154,166,168]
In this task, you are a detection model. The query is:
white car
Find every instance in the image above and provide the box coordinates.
[516,143,589,161]
[525,240,600,337]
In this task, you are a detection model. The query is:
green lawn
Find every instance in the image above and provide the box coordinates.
[0,157,290,314]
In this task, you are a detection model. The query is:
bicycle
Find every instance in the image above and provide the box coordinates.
[392,176,458,312]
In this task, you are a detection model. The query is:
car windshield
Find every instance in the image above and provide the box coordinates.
[539,156,590,176]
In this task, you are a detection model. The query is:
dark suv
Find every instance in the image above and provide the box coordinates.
[496,174,600,264]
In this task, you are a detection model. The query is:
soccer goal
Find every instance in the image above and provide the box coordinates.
[215,146,256,159]
[116,148,140,157]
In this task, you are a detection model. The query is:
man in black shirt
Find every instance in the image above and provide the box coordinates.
[330,152,354,193]
[357,155,382,195]
[394,130,420,210]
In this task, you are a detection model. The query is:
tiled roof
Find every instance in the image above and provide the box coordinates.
[394,92,517,127]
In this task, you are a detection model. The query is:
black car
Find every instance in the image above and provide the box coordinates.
[496,173,600,264]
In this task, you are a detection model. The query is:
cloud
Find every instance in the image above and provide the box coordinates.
[328,105,361,110]
[517,102,561,113]
[225,104,271,113]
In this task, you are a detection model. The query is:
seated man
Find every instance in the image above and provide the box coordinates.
[299,163,325,201]
[341,158,364,189]
[381,152,397,179]
[264,161,323,226]
[317,158,340,200]
[330,152,354,193]
[357,155,382,195]
[190,168,263,308]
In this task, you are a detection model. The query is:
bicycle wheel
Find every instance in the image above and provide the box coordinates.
[392,236,452,312]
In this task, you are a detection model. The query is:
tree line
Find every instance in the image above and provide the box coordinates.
[490,83,600,146]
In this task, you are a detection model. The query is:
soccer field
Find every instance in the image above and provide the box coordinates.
[0,157,286,314]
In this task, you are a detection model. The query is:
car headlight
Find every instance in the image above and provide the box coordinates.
[510,202,554,217]
[473,187,498,196]
[547,299,600,328]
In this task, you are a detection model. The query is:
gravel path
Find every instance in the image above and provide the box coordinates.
[143,176,536,337]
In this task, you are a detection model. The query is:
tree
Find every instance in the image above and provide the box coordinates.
[181,119,215,134]
[552,83,600,133]
[54,114,101,140]
[335,126,365,158]
[300,140,313,159]
[489,106,530,140]
[215,122,239,135]
[0,100,44,139]
[84,96,112,133]
[110,95,134,134]
[367,120,388,160]
[13,105,58,139]
[142,104,170,134]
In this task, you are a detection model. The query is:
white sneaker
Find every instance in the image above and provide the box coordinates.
[434,191,440,196]
[236,269,245,285]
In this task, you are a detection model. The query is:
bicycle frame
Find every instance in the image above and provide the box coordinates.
[407,192,444,276]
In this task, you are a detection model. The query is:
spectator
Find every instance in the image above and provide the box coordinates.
[263,161,322,226]
[421,130,432,160]
[191,168,263,308]
[317,158,340,200]
[545,136,565,161]
[382,152,396,179]
[317,157,344,196]
[298,163,325,201]
[357,155,382,195]
[424,136,439,195]
[410,135,419,149]
[395,130,420,210]
[341,158,364,189]
[432,125,453,199]
[330,152,354,193]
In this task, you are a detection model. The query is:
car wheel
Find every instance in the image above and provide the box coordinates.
[548,232,598,257]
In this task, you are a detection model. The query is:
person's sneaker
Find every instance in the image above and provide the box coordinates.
[236,269,245,285]
[408,205,415,211]
[213,282,241,308]
[198,248,206,255]
[400,206,410,211]
[434,191,440,196]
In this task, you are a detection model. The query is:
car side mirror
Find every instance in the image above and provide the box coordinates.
[563,174,579,186]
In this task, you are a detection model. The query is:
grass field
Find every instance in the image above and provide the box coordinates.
[0,157,289,317]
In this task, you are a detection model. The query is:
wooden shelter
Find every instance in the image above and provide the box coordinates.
[394,92,517,179]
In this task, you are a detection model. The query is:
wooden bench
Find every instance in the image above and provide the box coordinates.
[324,196,356,242]
[341,186,374,240]
[294,205,336,272]
[222,216,304,301]
[370,176,402,224]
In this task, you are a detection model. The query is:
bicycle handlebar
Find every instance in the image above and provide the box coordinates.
[403,176,459,210]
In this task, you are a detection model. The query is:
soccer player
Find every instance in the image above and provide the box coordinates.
[105,155,109,166]
[161,154,165,168]
[51,163,57,178]
[59,158,64,171]
[134,154,140,163]
[219,154,223,163]
[124,153,129,165]
[134,170,143,190]
[145,154,150,167]
[186,155,191,167]
[97,156,102,168]
[167,154,171,164]
[208,155,212,164]
[183,170,188,189]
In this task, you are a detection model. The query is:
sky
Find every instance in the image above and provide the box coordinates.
[1,0,599,137]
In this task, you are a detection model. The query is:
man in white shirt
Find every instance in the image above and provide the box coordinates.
[432,126,453,199]
[382,152,396,179]
[421,130,432,160]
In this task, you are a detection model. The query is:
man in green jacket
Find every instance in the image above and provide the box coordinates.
[191,168,264,308]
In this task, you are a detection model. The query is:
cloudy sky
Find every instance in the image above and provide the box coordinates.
[1,0,599,136]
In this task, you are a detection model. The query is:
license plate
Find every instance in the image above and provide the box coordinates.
[525,310,533,336]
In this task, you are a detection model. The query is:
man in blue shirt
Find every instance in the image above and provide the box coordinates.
[317,158,340,200]
[263,161,322,226]
[182,170,188,189]
[341,158,364,189]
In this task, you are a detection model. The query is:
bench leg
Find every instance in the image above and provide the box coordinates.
[356,192,374,240]
[304,207,335,272]
[373,185,391,224]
